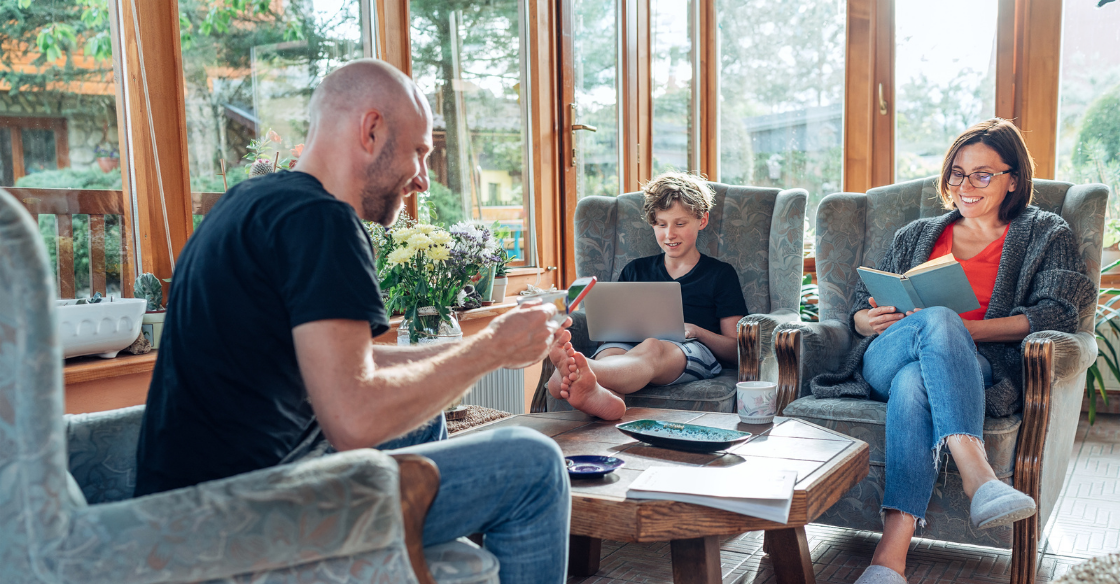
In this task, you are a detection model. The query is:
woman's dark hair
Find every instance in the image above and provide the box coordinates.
[936,118,1035,222]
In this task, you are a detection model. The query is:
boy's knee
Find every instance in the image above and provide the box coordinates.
[633,338,677,361]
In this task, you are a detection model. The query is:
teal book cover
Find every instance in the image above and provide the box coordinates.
[857,255,981,315]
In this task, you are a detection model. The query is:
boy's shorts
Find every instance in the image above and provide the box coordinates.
[591,339,723,385]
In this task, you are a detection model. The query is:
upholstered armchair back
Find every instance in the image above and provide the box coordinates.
[573,183,807,315]
[814,176,1107,334]
[0,188,87,575]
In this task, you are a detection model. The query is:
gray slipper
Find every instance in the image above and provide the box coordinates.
[970,479,1037,529]
[854,565,907,584]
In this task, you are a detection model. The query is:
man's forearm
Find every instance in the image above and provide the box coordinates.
[371,341,457,366]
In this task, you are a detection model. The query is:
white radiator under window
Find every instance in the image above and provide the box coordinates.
[462,368,525,414]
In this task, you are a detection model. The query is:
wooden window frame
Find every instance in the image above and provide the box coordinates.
[0,116,70,184]
[844,0,1063,193]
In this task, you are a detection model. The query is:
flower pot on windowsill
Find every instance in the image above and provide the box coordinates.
[142,311,166,349]
[397,306,463,346]
[97,156,120,173]
[491,276,509,302]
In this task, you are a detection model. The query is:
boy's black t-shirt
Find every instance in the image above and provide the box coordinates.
[619,253,749,336]
[134,171,388,497]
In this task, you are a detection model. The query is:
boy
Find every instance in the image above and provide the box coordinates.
[548,171,748,420]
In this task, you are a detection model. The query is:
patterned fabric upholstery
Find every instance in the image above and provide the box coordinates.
[0,188,497,584]
[777,177,1110,550]
[556,183,806,411]
[424,539,501,584]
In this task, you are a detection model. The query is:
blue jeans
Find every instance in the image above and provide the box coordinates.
[379,415,570,584]
[861,307,992,523]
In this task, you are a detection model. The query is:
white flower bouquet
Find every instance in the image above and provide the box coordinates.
[367,216,501,343]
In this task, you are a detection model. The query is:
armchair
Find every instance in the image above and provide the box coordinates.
[772,177,1109,584]
[531,183,807,413]
[0,188,499,584]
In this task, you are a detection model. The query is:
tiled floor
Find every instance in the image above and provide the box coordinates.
[567,413,1120,584]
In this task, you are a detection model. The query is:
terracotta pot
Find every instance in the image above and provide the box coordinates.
[97,157,120,173]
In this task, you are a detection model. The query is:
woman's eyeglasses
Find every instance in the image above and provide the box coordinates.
[947,169,1014,189]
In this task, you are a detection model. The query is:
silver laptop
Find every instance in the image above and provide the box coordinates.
[583,282,687,343]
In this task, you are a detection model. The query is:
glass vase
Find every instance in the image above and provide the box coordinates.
[397,306,463,345]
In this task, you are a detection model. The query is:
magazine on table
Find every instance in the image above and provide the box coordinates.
[626,464,797,524]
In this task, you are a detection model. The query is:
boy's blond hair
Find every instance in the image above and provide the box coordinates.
[641,171,714,225]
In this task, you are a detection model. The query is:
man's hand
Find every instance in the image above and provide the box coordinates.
[485,301,567,369]
[863,297,905,335]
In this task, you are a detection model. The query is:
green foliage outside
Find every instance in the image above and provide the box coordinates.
[1072,84,1120,242]
[419,179,465,226]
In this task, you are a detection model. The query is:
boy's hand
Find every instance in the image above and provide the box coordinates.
[684,323,703,340]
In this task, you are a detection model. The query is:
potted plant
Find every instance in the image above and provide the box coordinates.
[94,144,119,173]
[491,246,511,301]
[367,218,501,345]
[135,273,166,349]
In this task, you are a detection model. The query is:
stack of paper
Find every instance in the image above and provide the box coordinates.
[626,464,797,524]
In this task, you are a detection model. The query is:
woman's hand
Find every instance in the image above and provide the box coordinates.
[855,297,908,336]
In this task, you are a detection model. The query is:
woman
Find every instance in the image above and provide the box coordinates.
[816,119,1096,584]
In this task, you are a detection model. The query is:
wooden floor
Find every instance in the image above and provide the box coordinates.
[568,412,1120,583]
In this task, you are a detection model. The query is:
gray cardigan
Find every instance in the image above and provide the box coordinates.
[810,206,1096,418]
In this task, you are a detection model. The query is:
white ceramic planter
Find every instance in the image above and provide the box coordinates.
[56,298,146,359]
[492,277,509,301]
[142,312,166,349]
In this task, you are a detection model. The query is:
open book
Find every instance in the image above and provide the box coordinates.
[857,254,981,314]
[626,465,797,524]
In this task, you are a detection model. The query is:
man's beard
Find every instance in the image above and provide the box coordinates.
[360,135,407,226]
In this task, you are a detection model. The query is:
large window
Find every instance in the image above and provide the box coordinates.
[1056,0,1120,234]
[178,0,362,196]
[410,0,532,263]
[572,0,620,199]
[651,0,694,174]
[894,0,997,181]
[1,0,126,298]
[717,0,845,219]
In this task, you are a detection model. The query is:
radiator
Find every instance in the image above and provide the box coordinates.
[462,368,525,414]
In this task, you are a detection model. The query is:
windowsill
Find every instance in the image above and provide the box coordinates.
[64,351,157,385]
[374,298,522,344]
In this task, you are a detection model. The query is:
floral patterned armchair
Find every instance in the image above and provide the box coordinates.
[0,188,498,584]
[772,177,1109,584]
[531,183,807,413]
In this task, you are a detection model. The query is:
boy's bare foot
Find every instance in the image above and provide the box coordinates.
[560,349,626,420]
[546,331,573,399]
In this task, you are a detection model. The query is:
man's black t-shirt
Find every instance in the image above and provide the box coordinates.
[134,171,388,497]
[619,253,748,336]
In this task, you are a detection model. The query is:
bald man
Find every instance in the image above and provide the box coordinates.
[135,60,571,583]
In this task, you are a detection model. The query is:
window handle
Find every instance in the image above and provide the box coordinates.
[878,83,888,116]
[572,124,597,132]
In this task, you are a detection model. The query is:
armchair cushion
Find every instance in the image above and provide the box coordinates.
[424,539,501,584]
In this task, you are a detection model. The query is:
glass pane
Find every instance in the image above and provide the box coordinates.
[179,0,362,195]
[21,128,58,175]
[573,0,620,199]
[717,0,845,224]
[651,0,693,174]
[895,0,997,181]
[410,1,532,264]
[3,0,125,298]
[1056,1,1120,243]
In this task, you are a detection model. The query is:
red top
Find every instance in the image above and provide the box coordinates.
[928,222,1008,321]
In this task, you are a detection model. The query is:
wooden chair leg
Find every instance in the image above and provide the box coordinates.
[1011,515,1039,584]
[392,453,441,584]
[530,358,555,413]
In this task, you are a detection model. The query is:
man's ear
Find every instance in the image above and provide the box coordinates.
[698,212,709,230]
[359,109,385,156]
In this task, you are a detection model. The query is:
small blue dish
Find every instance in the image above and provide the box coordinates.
[565,455,625,478]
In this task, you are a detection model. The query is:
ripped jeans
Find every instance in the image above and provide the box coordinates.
[861,306,993,523]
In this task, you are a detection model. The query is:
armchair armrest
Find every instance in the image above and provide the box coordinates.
[772,319,853,414]
[737,310,801,383]
[1012,330,1094,584]
[60,448,438,584]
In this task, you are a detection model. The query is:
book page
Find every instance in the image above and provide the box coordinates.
[904,253,957,277]
[628,465,796,501]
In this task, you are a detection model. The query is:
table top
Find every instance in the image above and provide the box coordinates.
[458,407,869,542]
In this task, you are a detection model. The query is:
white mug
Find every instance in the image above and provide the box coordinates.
[736,381,778,424]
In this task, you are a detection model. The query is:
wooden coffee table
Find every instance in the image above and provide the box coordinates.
[457,407,868,584]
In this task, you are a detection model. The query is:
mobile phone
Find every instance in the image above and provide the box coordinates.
[566,276,597,313]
